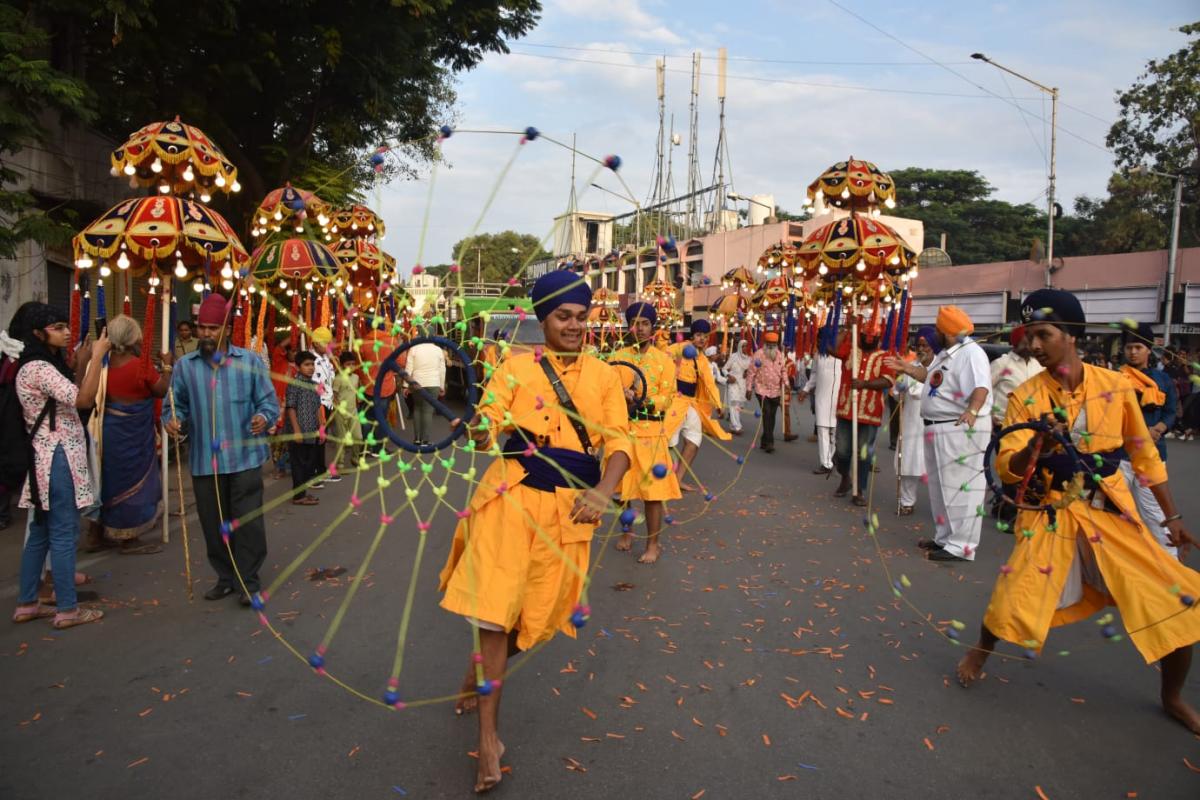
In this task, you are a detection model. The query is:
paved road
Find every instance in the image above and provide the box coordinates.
[2,404,1199,799]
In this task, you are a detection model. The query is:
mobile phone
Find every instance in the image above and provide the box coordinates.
[94,318,107,338]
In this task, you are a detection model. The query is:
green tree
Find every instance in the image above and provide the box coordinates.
[450,231,551,283]
[1106,20,1199,248]
[42,0,542,209]
[1063,171,1170,255]
[889,167,1044,264]
[0,2,93,258]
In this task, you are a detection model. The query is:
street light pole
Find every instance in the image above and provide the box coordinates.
[1131,165,1186,345]
[971,53,1058,287]
[475,244,482,284]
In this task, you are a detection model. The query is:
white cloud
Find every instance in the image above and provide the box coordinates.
[548,0,683,44]
[519,78,566,94]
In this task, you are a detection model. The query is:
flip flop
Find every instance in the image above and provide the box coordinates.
[52,608,104,630]
[12,605,56,624]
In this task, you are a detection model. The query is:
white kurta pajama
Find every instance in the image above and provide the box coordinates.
[893,374,926,509]
[803,353,841,470]
[920,338,992,560]
[723,349,751,433]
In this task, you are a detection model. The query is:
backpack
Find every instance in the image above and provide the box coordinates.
[0,356,54,498]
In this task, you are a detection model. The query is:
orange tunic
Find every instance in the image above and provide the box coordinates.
[439,351,632,650]
[984,365,1200,664]
[664,342,731,442]
[611,344,682,502]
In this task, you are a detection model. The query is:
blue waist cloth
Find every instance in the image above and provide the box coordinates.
[501,431,601,492]
[676,379,697,398]
[1039,448,1124,491]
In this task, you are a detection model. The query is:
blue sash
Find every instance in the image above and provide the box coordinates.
[501,431,601,492]
[676,379,697,398]
[1039,448,1124,490]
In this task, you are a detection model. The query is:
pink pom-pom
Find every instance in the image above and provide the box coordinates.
[924,430,936,443]
[920,473,930,485]
[257,612,269,626]
[535,396,545,410]
[507,277,520,286]
[449,264,460,273]
[533,346,543,363]
[350,494,362,508]
[380,514,394,525]
[523,443,537,457]
[456,509,472,519]
[327,461,336,476]
[1089,533,1103,543]
[935,515,945,525]
[1000,565,1014,575]
[496,482,508,494]
[417,521,431,532]
[963,545,974,557]
[516,308,527,321]
[412,264,424,275]
[472,652,483,664]
[1037,565,1053,575]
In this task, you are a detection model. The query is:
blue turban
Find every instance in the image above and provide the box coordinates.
[690,319,712,335]
[915,325,941,354]
[625,301,657,327]
[1021,288,1085,332]
[530,270,592,322]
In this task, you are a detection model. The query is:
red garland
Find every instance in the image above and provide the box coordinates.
[232,293,246,348]
[289,291,301,350]
[70,268,81,346]
[141,275,157,372]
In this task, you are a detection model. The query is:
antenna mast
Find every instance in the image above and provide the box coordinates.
[648,58,668,208]
[685,51,703,234]
[709,47,732,233]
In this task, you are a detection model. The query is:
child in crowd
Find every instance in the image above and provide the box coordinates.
[332,350,363,468]
[285,351,325,505]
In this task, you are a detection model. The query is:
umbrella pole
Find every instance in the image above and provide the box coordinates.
[851,296,859,499]
[161,276,171,544]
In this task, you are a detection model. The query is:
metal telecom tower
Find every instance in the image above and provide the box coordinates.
[685,51,703,233]
[708,47,733,232]
[647,58,668,209]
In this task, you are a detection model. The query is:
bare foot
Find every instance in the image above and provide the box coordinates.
[454,663,479,716]
[1163,696,1200,734]
[956,646,989,687]
[679,482,696,493]
[638,544,662,565]
[474,736,505,793]
[615,533,633,552]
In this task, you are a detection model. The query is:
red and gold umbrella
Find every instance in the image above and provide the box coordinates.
[806,158,896,213]
[709,292,748,319]
[719,265,756,291]
[327,204,386,240]
[795,215,914,282]
[332,238,396,288]
[750,274,795,311]
[73,195,250,279]
[251,184,332,239]
[109,117,240,200]
[250,238,341,285]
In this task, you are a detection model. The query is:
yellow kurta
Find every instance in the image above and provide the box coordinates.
[611,344,682,502]
[984,365,1200,664]
[664,342,732,442]
[439,351,632,651]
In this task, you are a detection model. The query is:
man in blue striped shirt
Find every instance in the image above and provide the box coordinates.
[163,295,279,605]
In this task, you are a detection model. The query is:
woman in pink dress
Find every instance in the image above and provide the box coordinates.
[11,304,108,629]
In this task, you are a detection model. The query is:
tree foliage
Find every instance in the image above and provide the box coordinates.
[1104,20,1199,248]
[0,2,93,258]
[449,230,551,283]
[889,167,1045,265]
[40,0,542,210]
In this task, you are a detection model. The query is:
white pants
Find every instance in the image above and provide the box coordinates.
[1119,460,1177,556]
[670,406,703,448]
[727,401,743,432]
[899,475,920,509]
[925,420,990,560]
[816,425,835,469]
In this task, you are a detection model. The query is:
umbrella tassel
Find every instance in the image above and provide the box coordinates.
[70,269,82,346]
[141,270,157,372]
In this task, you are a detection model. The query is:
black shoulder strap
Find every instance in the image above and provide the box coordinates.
[538,356,595,456]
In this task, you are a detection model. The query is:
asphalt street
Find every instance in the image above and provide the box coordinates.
[2,402,1199,799]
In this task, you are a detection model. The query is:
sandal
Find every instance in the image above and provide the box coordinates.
[52,608,104,630]
[292,496,319,506]
[12,604,56,624]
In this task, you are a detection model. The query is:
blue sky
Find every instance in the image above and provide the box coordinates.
[377,0,1198,272]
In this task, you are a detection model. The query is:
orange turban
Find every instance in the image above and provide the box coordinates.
[936,305,973,338]
[763,331,780,344]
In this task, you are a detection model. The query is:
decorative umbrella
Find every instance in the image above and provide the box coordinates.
[109,117,240,201]
[805,157,896,213]
[719,265,756,291]
[74,195,250,281]
[641,279,677,301]
[755,244,801,279]
[327,204,386,241]
[332,238,397,288]
[250,238,341,285]
[750,274,795,310]
[795,215,915,286]
[709,293,748,319]
[251,184,332,239]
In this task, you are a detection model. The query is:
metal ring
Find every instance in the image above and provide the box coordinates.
[982,419,1081,513]
[607,359,648,411]
[372,335,478,454]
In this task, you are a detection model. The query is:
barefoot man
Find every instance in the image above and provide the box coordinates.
[612,301,680,564]
[439,270,631,792]
[666,319,730,491]
[956,288,1200,734]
